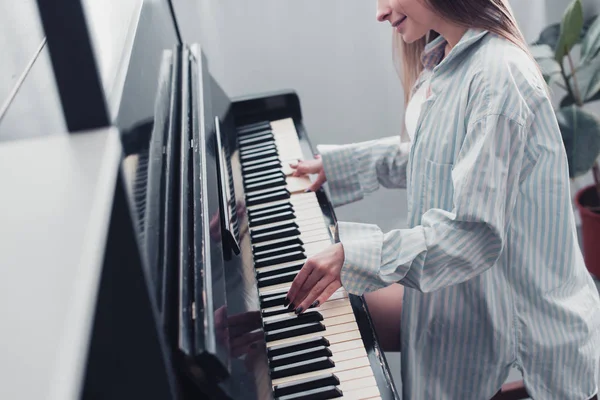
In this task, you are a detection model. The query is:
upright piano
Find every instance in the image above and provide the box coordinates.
[121,43,400,399]
[28,1,401,398]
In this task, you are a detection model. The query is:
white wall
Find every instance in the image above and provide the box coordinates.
[197,1,408,231]
[196,0,587,231]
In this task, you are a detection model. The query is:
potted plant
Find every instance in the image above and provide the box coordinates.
[530,0,600,277]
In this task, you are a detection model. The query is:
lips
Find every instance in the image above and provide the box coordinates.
[393,16,407,27]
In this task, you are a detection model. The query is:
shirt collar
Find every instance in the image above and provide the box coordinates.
[420,28,489,70]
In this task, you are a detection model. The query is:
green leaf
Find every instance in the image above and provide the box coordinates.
[571,53,600,101]
[556,105,600,177]
[534,23,561,49]
[555,0,584,61]
[532,15,597,50]
[581,15,600,63]
[530,44,562,84]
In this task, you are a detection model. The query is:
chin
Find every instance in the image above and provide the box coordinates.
[400,32,426,44]
[398,23,428,44]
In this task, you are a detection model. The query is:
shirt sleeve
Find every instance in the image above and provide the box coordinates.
[339,113,527,295]
[316,137,410,207]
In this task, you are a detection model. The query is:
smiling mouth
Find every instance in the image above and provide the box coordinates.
[393,16,407,27]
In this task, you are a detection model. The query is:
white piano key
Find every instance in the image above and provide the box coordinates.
[328,338,366,354]
[254,243,303,258]
[263,304,353,324]
[339,376,378,392]
[331,347,367,363]
[250,215,325,232]
[267,327,362,349]
[251,231,329,250]
[271,355,371,386]
[322,321,359,336]
[322,313,357,328]
[340,385,381,399]
[259,284,347,299]
[247,198,290,212]
[304,240,334,256]
[286,176,312,194]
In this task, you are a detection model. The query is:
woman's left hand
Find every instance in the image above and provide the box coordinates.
[286,243,345,314]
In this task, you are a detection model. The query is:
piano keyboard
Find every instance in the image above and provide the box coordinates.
[237,118,382,400]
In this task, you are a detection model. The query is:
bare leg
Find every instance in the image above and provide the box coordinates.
[363,283,404,352]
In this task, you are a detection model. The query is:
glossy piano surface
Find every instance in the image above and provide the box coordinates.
[108,1,399,396]
[224,90,401,400]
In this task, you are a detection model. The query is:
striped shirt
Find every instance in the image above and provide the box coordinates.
[318,29,600,399]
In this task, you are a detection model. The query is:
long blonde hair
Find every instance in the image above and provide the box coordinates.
[395,0,544,105]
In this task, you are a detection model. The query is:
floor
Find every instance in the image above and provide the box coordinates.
[383,279,600,399]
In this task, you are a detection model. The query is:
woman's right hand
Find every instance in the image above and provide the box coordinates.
[290,155,327,192]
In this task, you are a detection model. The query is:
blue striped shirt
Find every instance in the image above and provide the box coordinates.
[318,29,600,399]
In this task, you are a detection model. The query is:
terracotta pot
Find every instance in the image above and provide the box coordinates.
[575,185,600,278]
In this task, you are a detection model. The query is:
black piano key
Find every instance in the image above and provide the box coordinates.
[243,167,286,180]
[244,170,285,185]
[261,298,320,318]
[252,227,301,244]
[240,147,278,161]
[242,160,282,174]
[264,311,323,332]
[273,374,340,398]
[270,356,334,380]
[245,176,287,193]
[238,132,274,145]
[237,121,271,135]
[238,131,272,142]
[238,138,277,152]
[253,238,303,253]
[246,189,289,207]
[269,345,332,368]
[254,250,305,269]
[257,268,300,288]
[267,336,330,358]
[257,260,303,278]
[252,221,297,236]
[266,322,326,343]
[254,245,305,261]
[262,307,295,319]
[249,210,295,226]
[241,155,280,168]
[260,293,288,309]
[238,129,274,141]
[276,385,342,400]
[240,141,276,154]
[248,202,292,217]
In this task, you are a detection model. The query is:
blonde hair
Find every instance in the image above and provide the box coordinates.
[394,0,545,105]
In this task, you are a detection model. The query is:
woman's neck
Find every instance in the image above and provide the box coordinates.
[436,23,468,56]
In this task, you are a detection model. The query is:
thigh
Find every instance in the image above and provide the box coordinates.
[363,284,404,352]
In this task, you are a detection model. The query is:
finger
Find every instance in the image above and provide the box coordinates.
[307,171,326,192]
[286,259,316,306]
[292,160,320,176]
[230,330,264,358]
[308,281,341,311]
[293,266,325,308]
[295,276,337,314]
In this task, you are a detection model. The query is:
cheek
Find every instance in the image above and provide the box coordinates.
[398,0,433,25]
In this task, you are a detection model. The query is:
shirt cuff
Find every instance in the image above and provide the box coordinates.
[337,221,385,295]
[338,222,428,295]
[317,144,378,207]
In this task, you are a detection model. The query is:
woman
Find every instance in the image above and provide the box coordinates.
[285,0,600,399]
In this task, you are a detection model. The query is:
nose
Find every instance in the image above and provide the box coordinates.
[376,2,392,22]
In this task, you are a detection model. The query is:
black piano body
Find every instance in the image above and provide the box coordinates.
[22,1,401,398]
